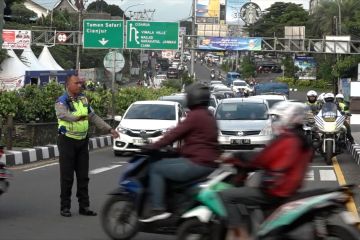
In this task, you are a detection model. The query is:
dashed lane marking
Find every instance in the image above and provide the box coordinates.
[306,170,314,181]
[89,165,122,175]
[23,162,59,172]
[319,169,337,181]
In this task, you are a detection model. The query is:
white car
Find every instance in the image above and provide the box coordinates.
[249,94,288,109]
[154,74,167,87]
[231,80,253,93]
[216,98,273,150]
[113,101,186,156]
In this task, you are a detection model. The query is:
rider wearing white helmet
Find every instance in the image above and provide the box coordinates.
[218,101,314,239]
[305,90,319,115]
[335,93,354,144]
[323,92,335,103]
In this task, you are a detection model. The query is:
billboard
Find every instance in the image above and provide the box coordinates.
[198,37,261,50]
[325,35,351,54]
[294,56,317,80]
[197,24,228,37]
[226,0,249,25]
[2,30,31,49]
[196,0,220,24]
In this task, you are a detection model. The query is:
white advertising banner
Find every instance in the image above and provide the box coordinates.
[2,29,32,49]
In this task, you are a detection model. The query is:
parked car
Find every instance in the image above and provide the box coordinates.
[215,98,272,150]
[167,67,179,79]
[113,101,186,156]
[249,94,288,109]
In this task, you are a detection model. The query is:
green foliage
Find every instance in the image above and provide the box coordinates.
[16,82,64,123]
[114,87,177,115]
[281,55,297,78]
[10,3,37,24]
[86,0,124,17]
[332,55,360,79]
[277,77,331,91]
[0,90,21,118]
[161,79,183,92]
[250,2,308,37]
[84,88,112,117]
[240,56,256,78]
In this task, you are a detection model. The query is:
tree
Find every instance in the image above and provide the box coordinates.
[86,0,124,17]
[10,3,37,24]
[240,56,256,78]
[249,2,308,37]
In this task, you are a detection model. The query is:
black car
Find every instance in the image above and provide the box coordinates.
[167,67,179,79]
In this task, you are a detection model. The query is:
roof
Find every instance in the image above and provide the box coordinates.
[21,48,46,70]
[233,80,246,83]
[133,100,178,106]
[220,98,266,104]
[227,72,240,74]
[250,95,287,100]
[38,46,64,70]
[53,0,78,12]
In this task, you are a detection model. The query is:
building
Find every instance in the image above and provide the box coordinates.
[53,0,79,13]
[24,0,49,18]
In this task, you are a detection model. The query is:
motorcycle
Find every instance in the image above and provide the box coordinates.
[100,148,213,240]
[0,146,11,196]
[314,102,347,165]
[177,164,360,240]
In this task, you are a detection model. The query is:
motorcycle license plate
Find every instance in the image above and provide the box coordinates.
[231,139,251,145]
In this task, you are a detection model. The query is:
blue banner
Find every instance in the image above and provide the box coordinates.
[198,37,262,50]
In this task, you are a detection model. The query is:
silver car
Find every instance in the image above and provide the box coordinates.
[216,98,273,150]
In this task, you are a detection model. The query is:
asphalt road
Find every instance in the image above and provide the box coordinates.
[1,147,358,240]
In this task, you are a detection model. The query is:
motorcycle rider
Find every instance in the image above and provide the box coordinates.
[305,90,320,115]
[140,83,220,222]
[218,101,314,240]
[335,93,355,144]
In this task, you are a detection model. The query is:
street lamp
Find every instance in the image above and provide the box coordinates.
[336,0,342,35]
[123,3,145,22]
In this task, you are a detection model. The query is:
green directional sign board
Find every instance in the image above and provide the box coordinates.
[83,20,123,49]
[126,21,179,50]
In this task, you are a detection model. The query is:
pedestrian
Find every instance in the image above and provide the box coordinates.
[55,74,119,217]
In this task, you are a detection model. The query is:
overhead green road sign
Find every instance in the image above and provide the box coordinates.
[126,21,179,50]
[83,20,123,49]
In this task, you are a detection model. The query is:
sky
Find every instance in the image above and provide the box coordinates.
[35,0,310,21]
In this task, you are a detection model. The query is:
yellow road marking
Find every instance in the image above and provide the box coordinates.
[332,157,360,222]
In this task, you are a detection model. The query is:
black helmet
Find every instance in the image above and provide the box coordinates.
[186,83,210,109]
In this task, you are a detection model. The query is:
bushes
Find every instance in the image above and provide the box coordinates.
[276,77,331,91]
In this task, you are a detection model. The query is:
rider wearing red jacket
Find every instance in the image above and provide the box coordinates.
[220,101,314,240]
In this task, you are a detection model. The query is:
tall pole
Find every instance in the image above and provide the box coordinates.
[76,5,83,72]
[190,0,195,79]
[336,0,341,35]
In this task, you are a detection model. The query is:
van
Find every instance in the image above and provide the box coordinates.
[226,72,241,86]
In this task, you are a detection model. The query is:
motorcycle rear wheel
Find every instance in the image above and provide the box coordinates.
[177,218,219,240]
[326,222,360,240]
[101,195,139,240]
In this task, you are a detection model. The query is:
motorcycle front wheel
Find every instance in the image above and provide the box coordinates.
[177,218,226,240]
[101,195,139,240]
[326,221,360,240]
[325,141,333,165]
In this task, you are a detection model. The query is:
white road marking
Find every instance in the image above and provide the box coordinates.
[89,165,122,174]
[311,166,334,168]
[319,169,337,181]
[306,170,314,181]
[24,162,59,172]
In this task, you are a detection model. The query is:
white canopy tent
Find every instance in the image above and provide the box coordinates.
[38,45,64,71]
[0,49,30,90]
[21,48,47,70]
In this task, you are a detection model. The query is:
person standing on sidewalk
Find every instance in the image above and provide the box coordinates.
[55,74,119,217]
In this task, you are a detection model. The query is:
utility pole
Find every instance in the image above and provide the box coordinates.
[76,0,84,72]
[190,0,195,79]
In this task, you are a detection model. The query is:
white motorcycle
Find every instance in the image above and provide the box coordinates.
[314,102,347,165]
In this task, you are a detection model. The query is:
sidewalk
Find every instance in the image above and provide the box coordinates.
[0,135,113,166]
[349,114,360,164]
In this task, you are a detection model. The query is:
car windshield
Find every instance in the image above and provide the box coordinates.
[216,102,268,120]
[160,97,186,108]
[124,104,176,120]
[233,81,246,86]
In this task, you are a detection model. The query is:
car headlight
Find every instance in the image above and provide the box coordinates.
[116,126,128,134]
[259,124,272,136]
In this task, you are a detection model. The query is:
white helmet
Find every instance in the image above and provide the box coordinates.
[268,101,307,135]
[335,93,344,100]
[317,93,325,103]
[307,90,317,97]
[324,93,335,103]
[307,90,317,103]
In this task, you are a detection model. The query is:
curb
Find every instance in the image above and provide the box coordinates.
[0,135,113,166]
[348,142,360,165]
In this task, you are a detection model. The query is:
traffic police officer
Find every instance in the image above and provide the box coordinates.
[305,90,320,115]
[335,93,355,144]
[55,74,119,217]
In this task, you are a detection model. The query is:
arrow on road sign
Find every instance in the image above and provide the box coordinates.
[99,38,109,46]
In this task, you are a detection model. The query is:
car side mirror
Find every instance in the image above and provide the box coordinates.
[114,115,122,122]
[208,106,216,115]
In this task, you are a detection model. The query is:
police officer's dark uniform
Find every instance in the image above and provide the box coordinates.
[55,75,118,217]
